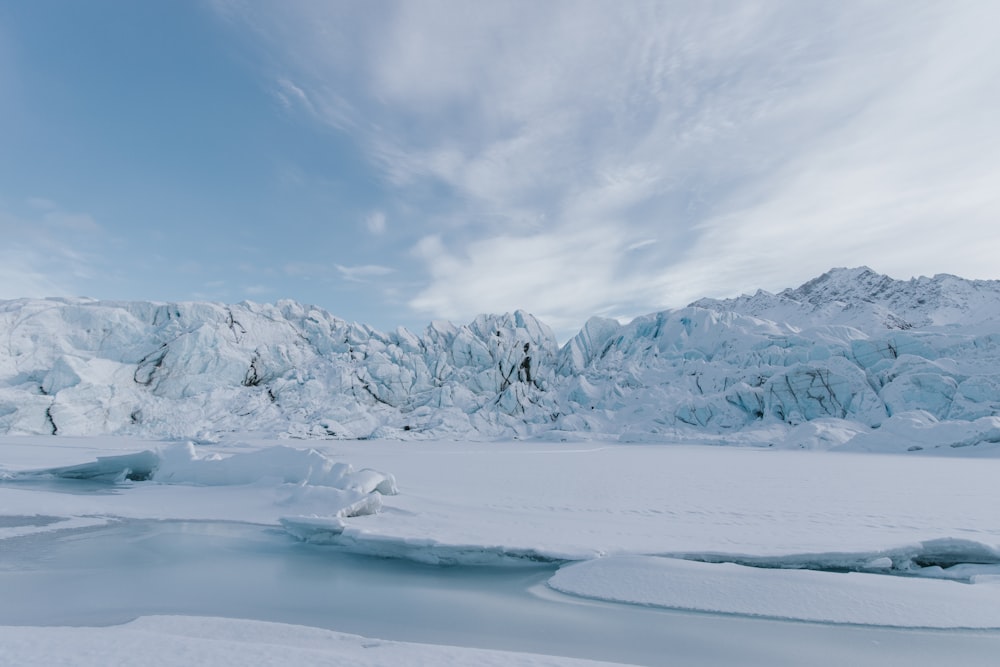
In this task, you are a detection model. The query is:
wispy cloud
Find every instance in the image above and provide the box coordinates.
[336,264,394,283]
[364,210,386,235]
[191,280,231,303]
[218,1,1000,335]
[243,284,274,297]
[0,251,71,300]
[272,77,315,114]
[0,199,105,299]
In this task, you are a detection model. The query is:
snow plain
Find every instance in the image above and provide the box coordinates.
[3,435,1000,666]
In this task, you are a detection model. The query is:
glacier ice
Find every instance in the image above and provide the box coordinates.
[2,268,1000,452]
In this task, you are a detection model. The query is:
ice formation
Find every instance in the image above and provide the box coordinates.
[6,443,396,523]
[2,267,1000,451]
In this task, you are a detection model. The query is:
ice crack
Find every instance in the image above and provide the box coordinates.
[669,537,1000,582]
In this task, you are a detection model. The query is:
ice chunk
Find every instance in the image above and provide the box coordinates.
[15,450,159,482]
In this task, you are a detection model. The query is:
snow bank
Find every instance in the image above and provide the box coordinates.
[548,556,1000,628]
[278,520,582,565]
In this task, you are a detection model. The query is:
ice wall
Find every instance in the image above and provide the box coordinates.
[2,268,1000,449]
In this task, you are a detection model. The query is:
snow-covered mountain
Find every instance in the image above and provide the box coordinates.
[2,267,1000,451]
[691,267,1000,333]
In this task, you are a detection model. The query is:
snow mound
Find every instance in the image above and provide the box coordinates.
[548,555,1000,628]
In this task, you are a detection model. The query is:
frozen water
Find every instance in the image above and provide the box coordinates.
[4,519,1000,666]
[548,556,1000,628]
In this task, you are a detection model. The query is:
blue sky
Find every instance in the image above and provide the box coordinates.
[2,1,998,339]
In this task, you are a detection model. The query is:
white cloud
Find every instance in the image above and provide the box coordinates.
[409,231,635,335]
[219,1,1000,333]
[191,281,231,302]
[336,264,394,283]
[273,77,314,113]
[0,249,72,299]
[645,1,1000,301]
[627,239,657,252]
[283,262,328,279]
[364,210,386,235]
[0,200,104,299]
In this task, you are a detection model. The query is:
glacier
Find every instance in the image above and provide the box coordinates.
[2,266,1000,453]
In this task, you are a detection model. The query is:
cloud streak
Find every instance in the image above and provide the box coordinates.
[336,264,394,283]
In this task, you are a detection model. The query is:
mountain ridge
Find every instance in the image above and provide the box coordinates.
[691,266,1000,333]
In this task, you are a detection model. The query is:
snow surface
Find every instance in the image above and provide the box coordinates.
[0,616,628,667]
[5,436,1000,566]
[3,437,1000,628]
[3,268,1000,450]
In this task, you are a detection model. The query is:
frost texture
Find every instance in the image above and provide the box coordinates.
[2,267,1000,450]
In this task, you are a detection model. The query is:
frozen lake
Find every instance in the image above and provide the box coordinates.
[3,517,1000,666]
[3,436,1000,664]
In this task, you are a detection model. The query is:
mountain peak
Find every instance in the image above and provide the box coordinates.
[692,267,1000,333]
[783,266,884,301]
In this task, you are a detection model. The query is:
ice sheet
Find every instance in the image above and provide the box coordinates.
[548,556,1000,628]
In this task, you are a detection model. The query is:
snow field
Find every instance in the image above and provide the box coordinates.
[3,436,1000,628]
[0,616,631,667]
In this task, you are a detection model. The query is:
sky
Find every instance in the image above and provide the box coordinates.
[1,1,998,339]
